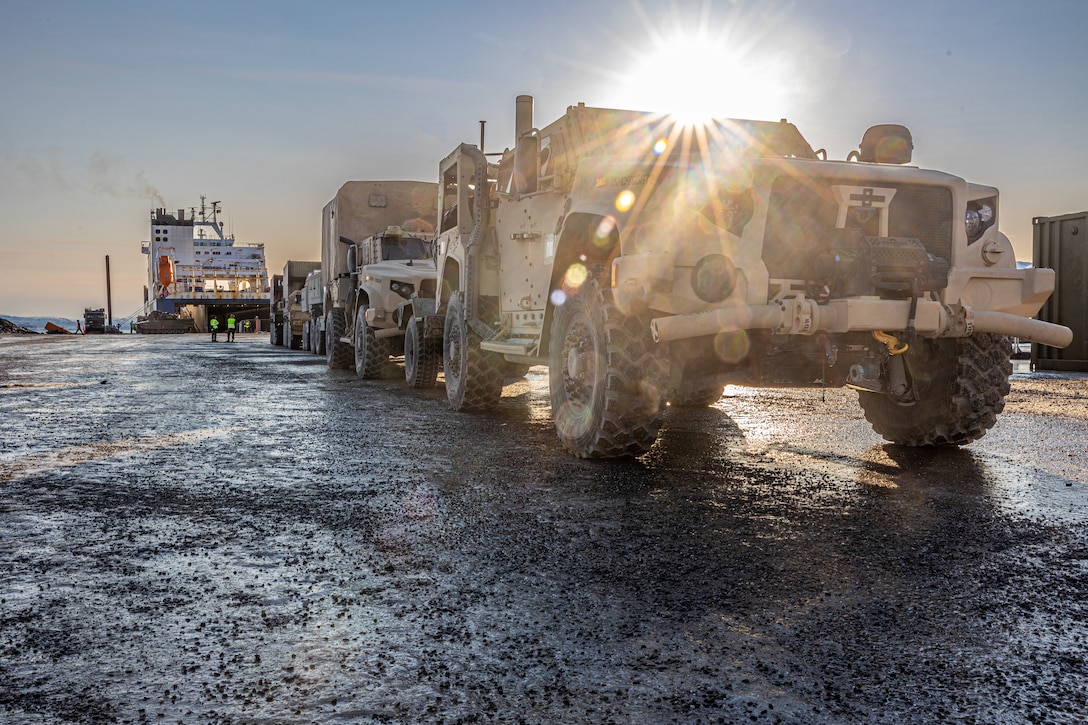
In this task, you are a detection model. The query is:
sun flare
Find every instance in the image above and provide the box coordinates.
[610,8,797,125]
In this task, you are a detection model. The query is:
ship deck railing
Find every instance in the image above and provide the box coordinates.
[168,265,270,296]
[161,291,271,301]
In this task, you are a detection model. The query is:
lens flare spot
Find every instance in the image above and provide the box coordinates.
[594,216,617,247]
[653,139,668,156]
[713,329,751,364]
[550,289,567,306]
[615,190,636,213]
[564,263,589,289]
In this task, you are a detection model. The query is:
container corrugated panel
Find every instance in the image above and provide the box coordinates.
[1033,211,1088,372]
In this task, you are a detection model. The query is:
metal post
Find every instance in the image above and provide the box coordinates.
[105,255,113,326]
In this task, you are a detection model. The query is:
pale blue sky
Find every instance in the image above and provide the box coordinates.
[1,0,1086,318]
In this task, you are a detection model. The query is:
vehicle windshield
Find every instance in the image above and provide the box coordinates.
[381,235,431,261]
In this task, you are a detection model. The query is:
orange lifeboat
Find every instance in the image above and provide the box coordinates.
[157,255,175,287]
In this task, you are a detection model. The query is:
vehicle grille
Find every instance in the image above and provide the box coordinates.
[763,177,954,280]
[886,185,953,262]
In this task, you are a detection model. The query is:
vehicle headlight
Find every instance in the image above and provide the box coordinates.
[691,254,737,303]
[390,281,414,300]
[966,200,996,243]
[965,209,981,237]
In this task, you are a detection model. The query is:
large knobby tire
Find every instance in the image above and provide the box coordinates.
[301,322,311,352]
[313,320,326,356]
[859,333,1011,446]
[444,294,505,411]
[270,324,280,346]
[325,309,353,370]
[548,277,667,458]
[354,307,388,379]
[404,321,440,389]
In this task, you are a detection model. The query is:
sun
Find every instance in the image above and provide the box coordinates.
[607,6,798,125]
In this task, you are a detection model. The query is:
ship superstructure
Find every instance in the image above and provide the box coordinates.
[140,196,270,330]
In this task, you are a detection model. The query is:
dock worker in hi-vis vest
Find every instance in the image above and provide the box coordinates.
[209,317,220,342]
[227,314,236,342]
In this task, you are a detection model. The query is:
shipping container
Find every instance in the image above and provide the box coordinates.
[1033,211,1088,371]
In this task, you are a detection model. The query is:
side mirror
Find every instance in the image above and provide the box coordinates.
[857,124,913,164]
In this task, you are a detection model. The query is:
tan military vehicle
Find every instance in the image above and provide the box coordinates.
[349,226,440,384]
[300,269,324,354]
[320,181,438,380]
[280,260,320,349]
[420,95,1071,458]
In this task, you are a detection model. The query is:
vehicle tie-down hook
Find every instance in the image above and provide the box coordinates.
[872,330,908,355]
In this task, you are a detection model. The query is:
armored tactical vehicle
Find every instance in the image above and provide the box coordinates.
[319,181,438,378]
[347,226,440,384]
[417,96,1071,458]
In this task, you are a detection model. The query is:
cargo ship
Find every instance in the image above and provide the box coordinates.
[139,197,270,333]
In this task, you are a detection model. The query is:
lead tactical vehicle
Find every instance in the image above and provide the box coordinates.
[416,96,1072,458]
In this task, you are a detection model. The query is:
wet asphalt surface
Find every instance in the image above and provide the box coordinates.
[1,333,1086,724]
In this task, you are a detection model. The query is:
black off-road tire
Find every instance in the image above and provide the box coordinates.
[313,320,326,356]
[859,333,1011,446]
[354,307,388,379]
[301,322,311,352]
[444,293,505,411]
[548,276,667,458]
[404,321,440,389]
[270,324,281,346]
[325,309,353,370]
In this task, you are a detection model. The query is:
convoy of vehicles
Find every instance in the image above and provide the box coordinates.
[284,95,1072,458]
[270,261,320,349]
